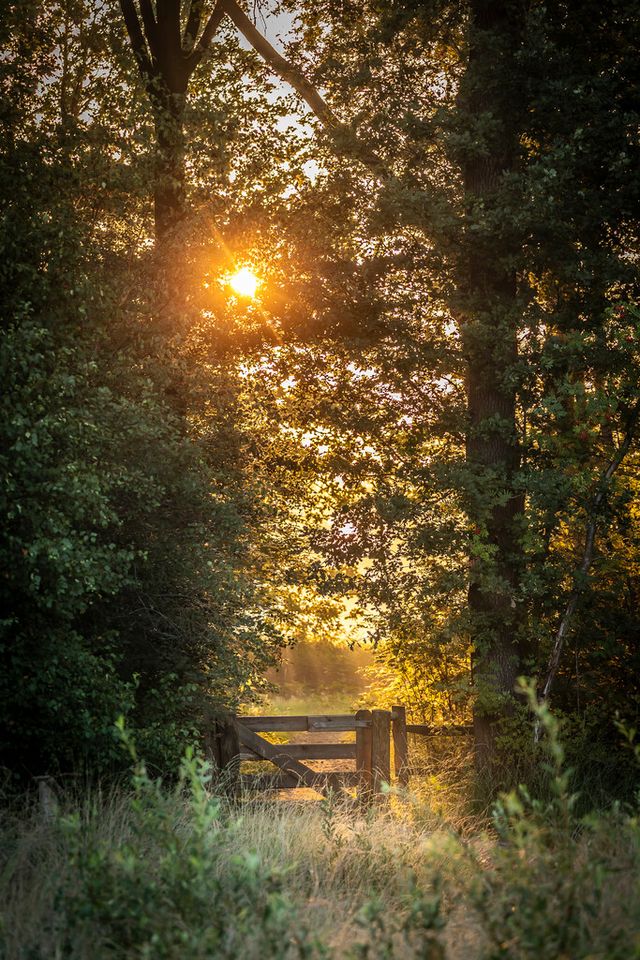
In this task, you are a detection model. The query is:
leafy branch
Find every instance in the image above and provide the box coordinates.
[538,395,640,716]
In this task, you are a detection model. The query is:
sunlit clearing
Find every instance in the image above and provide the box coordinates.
[228,266,260,298]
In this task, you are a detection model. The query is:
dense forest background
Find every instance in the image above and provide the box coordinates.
[2,0,640,796]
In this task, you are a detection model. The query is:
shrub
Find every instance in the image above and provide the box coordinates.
[471,682,640,960]
[54,745,302,960]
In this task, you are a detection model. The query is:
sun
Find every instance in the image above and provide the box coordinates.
[228,266,260,299]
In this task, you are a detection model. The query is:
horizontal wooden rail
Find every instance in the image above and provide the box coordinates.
[237,714,363,732]
[241,771,361,790]
[406,724,472,736]
[240,743,356,761]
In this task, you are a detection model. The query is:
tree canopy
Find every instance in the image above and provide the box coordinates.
[1,0,640,786]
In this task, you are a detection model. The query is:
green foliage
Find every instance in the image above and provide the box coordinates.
[0,0,289,778]
[0,733,448,959]
[472,681,640,959]
[0,176,271,774]
[58,749,297,959]
[351,876,445,960]
[3,0,640,794]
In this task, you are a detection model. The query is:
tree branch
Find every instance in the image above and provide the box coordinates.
[183,0,204,52]
[119,0,154,80]
[139,0,159,61]
[537,396,640,722]
[224,0,337,128]
[219,0,389,180]
[184,0,226,72]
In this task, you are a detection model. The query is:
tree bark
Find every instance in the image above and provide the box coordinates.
[459,0,527,770]
[150,86,187,242]
[119,0,225,245]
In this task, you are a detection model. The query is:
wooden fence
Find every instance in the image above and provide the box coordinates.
[207,707,472,802]
[207,705,413,802]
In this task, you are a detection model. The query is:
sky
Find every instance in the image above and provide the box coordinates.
[241,3,296,48]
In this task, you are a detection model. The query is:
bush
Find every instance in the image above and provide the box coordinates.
[58,749,299,960]
[471,683,640,959]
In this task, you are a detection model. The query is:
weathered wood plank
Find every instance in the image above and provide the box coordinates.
[275,743,356,760]
[392,704,409,787]
[237,715,359,732]
[241,771,361,790]
[237,716,310,732]
[235,722,347,796]
[371,709,391,796]
[355,708,373,806]
[406,724,472,736]
[308,716,358,731]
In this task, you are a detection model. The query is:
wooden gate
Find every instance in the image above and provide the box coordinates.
[219,705,409,802]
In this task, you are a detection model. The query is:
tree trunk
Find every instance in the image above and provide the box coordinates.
[148,82,190,339]
[150,86,186,244]
[459,0,527,771]
[466,325,525,768]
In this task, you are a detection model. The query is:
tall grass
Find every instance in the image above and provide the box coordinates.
[1,699,639,959]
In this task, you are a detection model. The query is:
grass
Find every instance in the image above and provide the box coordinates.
[1,770,639,958]
[2,699,640,959]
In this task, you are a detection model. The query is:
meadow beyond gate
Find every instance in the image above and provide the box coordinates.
[228,707,410,802]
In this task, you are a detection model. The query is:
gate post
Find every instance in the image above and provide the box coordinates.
[392,704,409,787]
[205,712,240,796]
[371,709,391,798]
[355,709,372,807]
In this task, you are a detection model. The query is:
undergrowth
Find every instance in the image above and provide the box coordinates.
[1,690,639,959]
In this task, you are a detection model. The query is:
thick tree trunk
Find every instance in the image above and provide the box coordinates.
[148,83,190,339]
[466,319,524,768]
[460,0,526,771]
[119,0,200,246]
[151,88,187,243]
